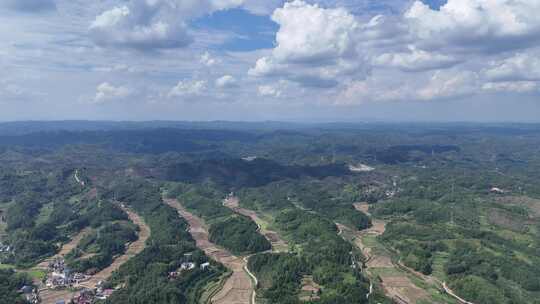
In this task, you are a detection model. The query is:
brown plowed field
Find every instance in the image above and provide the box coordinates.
[164,198,254,304]
[344,203,430,303]
[79,206,150,289]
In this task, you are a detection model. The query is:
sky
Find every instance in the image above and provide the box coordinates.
[1,0,540,122]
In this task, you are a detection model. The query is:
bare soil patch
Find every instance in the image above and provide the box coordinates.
[79,206,150,289]
[299,276,321,302]
[165,198,254,304]
[343,203,430,303]
[36,228,92,270]
[493,196,540,218]
[487,208,527,232]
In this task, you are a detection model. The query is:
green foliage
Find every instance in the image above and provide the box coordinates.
[209,215,271,255]
[449,276,506,304]
[172,183,271,255]
[103,179,227,304]
[248,253,307,303]
[0,269,32,304]
[67,222,137,273]
[166,158,351,188]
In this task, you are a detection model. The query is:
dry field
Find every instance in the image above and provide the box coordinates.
[223,196,288,253]
[487,208,528,232]
[165,198,254,304]
[345,203,430,303]
[493,196,540,218]
[79,206,150,289]
[36,228,92,270]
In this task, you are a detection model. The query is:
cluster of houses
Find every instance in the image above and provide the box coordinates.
[66,284,115,304]
[19,285,39,304]
[45,258,89,289]
[0,242,11,253]
[167,253,211,280]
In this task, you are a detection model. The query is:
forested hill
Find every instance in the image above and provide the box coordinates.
[164,158,351,188]
[0,129,257,153]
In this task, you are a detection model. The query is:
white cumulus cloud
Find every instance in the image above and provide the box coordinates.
[249,0,367,88]
[89,0,245,50]
[215,75,237,88]
[94,82,132,104]
[404,0,540,53]
[373,45,461,72]
[484,51,540,82]
[168,80,207,97]
[258,85,282,98]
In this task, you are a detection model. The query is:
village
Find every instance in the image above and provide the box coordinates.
[31,252,212,304]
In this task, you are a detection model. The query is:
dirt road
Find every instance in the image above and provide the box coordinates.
[36,228,92,270]
[164,198,254,304]
[223,196,288,253]
[78,206,150,289]
[39,205,150,304]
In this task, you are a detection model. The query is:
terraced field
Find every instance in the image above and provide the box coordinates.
[338,203,458,304]
[165,198,255,304]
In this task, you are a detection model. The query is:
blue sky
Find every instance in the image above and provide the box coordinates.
[1,0,540,122]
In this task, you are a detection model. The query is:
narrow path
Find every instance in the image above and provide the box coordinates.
[352,203,468,304]
[338,203,430,304]
[443,282,476,304]
[223,196,288,253]
[164,198,255,304]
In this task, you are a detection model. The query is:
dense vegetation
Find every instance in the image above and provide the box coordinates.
[0,169,85,266]
[2,122,540,303]
[67,222,138,273]
[171,183,271,255]
[248,208,371,303]
[0,269,32,304]
[103,179,227,304]
[209,216,271,255]
[166,158,350,188]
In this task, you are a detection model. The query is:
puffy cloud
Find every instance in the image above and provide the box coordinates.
[89,0,244,50]
[270,0,359,63]
[484,51,540,82]
[2,0,56,12]
[94,82,132,104]
[168,80,207,97]
[417,70,478,100]
[215,75,237,88]
[373,45,461,72]
[258,85,282,98]
[404,0,540,53]
[339,69,480,104]
[249,0,367,87]
[200,52,218,67]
